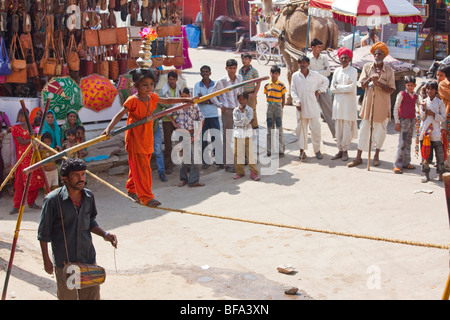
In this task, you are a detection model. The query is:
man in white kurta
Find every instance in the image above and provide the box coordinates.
[330,47,359,161]
[291,55,330,160]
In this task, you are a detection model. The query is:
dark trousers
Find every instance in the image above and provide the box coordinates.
[421,140,445,174]
[163,121,175,170]
[201,117,221,165]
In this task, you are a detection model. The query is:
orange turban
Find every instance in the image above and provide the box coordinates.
[370,41,389,56]
[337,47,353,60]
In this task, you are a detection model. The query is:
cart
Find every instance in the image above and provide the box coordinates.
[251,35,285,66]
[248,0,287,66]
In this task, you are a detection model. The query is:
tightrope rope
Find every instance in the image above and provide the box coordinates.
[152,205,449,250]
[34,136,449,251]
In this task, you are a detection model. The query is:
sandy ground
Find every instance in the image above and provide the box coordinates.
[0,47,449,302]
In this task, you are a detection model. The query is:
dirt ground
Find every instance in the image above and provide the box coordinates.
[0,47,449,302]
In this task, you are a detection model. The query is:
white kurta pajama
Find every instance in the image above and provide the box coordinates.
[291,70,329,153]
[330,65,359,151]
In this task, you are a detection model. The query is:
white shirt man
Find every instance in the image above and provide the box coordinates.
[291,56,329,160]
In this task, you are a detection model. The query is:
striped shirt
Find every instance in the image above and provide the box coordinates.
[264,80,287,103]
[239,65,259,93]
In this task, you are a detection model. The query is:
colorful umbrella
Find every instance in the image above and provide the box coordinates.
[309,0,423,27]
[42,77,83,120]
[116,73,137,105]
[80,74,118,112]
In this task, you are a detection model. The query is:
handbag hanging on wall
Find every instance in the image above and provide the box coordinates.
[84,29,99,48]
[66,33,80,72]
[109,53,119,81]
[6,33,27,83]
[41,33,59,77]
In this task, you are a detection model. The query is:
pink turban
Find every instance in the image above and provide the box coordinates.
[337,47,353,60]
[370,41,389,56]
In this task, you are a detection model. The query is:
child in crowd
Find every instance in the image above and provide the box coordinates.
[174,88,205,187]
[39,132,60,191]
[264,65,286,157]
[63,128,81,158]
[419,81,446,183]
[393,76,419,174]
[233,92,260,181]
[33,117,41,135]
[102,68,193,207]
[160,71,182,174]
[75,125,88,158]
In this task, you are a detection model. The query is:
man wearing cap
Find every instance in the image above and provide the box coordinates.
[348,42,396,168]
[307,38,335,138]
[330,47,359,162]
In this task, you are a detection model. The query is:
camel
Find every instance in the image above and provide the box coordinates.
[262,0,339,104]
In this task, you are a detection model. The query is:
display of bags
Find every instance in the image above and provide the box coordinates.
[6,33,27,83]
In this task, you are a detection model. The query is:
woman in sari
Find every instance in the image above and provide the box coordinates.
[10,109,45,214]
[42,110,62,151]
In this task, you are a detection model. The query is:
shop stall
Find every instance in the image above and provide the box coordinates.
[0,0,190,124]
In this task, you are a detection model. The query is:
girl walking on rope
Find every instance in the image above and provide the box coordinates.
[102,69,193,207]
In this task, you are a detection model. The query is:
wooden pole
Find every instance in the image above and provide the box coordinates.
[367,86,376,171]
[2,99,51,300]
[441,172,450,300]
[24,76,269,174]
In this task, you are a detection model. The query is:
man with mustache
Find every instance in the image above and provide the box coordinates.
[38,158,117,300]
[348,42,396,168]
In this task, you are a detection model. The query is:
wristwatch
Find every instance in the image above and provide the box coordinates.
[103,232,110,239]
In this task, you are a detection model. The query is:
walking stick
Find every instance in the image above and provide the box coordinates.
[2,99,51,300]
[367,85,376,171]
[442,172,450,300]
[24,76,269,174]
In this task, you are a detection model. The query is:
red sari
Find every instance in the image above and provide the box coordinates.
[11,124,44,208]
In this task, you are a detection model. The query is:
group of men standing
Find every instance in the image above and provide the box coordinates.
[291,38,396,167]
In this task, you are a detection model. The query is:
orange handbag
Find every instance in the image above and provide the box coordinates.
[66,34,80,72]
[98,28,117,46]
[41,34,58,77]
[6,33,27,83]
[116,27,128,45]
[85,29,99,47]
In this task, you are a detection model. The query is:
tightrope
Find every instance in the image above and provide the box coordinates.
[152,205,449,250]
[35,137,449,251]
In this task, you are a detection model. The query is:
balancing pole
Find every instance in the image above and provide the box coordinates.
[24,76,269,175]
[442,172,450,300]
[1,99,50,300]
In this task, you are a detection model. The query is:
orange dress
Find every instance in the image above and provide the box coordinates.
[123,93,158,205]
